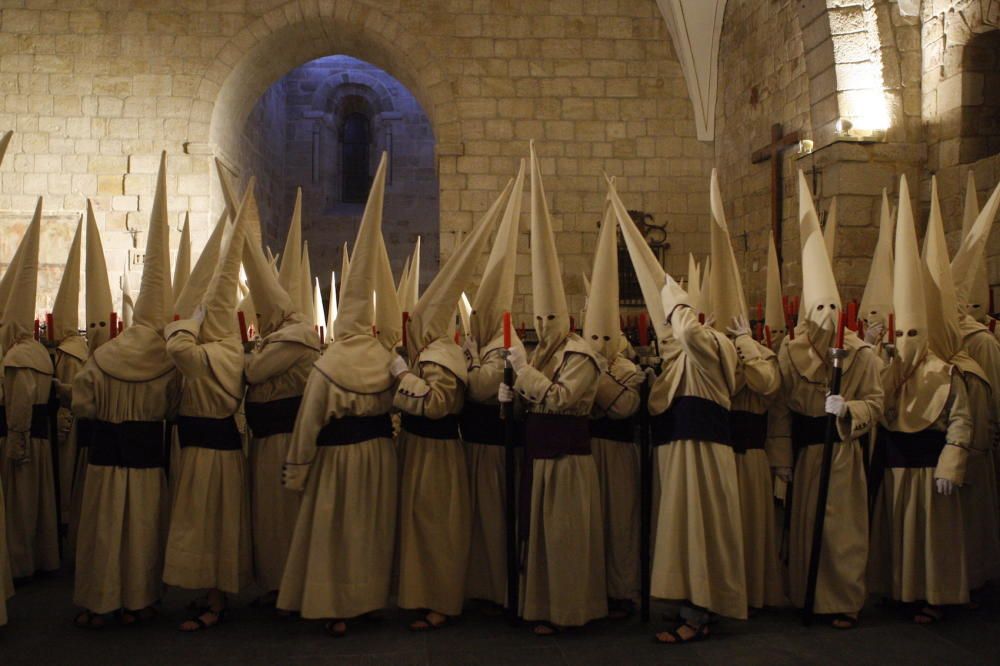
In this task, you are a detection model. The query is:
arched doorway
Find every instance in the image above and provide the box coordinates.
[234,54,440,288]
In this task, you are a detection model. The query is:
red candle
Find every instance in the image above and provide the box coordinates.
[401,311,409,347]
[173,314,180,321]
[786,316,795,341]
[638,312,649,346]
[847,301,857,332]
[698,312,705,325]
[764,325,773,349]
[503,311,511,349]
[45,313,54,342]
[569,316,575,333]
[757,302,763,322]
[110,312,118,339]
[754,322,763,341]
[888,312,895,344]
[237,311,248,343]
[835,310,846,349]
[34,318,39,341]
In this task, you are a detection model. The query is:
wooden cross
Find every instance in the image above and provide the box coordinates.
[751,123,800,270]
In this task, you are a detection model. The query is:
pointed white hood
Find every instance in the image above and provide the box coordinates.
[706,169,748,331]
[173,212,191,306]
[859,189,894,328]
[131,152,172,331]
[84,200,114,352]
[584,183,624,360]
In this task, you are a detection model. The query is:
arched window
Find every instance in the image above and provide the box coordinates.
[341,112,371,203]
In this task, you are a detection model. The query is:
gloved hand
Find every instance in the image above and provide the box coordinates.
[703,313,716,329]
[192,304,206,325]
[5,432,28,465]
[390,354,409,378]
[727,314,752,339]
[825,394,847,417]
[508,344,527,374]
[774,466,792,483]
[498,383,514,403]
[462,336,479,362]
[644,366,658,383]
[864,321,884,345]
[935,477,955,496]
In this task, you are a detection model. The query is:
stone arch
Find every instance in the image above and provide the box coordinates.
[187,0,460,170]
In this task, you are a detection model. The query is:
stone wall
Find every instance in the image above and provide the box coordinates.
[0,0,711,328]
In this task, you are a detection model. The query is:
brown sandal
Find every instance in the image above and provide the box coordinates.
[179,608,227,632]
[325,619,347,637]
[654,622,709,644]
[409,612,451,632]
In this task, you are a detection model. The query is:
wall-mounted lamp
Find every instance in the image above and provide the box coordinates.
[798,139,814,155]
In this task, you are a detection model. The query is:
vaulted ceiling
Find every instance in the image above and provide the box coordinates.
[656,0,727,142]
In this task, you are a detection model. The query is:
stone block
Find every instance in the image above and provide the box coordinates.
[112,195,139,212]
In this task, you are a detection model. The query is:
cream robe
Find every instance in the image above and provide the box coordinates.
[277,365,397,620]
[0,341,58,578]
[768,332,883,615]
[514,335,606,626]
[72,357,178,613]
[730,334,784,609]
[590,354,643,602]
[463,339,514,606]
[395,341,471,616]
[54,346,86,525]
[869,367,971,605]
[961,318,1000,494]
[958,370,1000,589]
[0,475,12,625]
[162,321,252,594]
[244,323,319,592]
[648,307,746,620]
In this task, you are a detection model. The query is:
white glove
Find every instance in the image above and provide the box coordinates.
[935,478,955,496]
[863,322,884,345]
[498,383,514,403]
[644,366,658,383]
[774,466,792,483]
[389,355,409,378]
[726,314,752,339]
[508,344,527,374]
[192,304,206,325]
[462,336,479,362]
[702,313,716,329]
[825,394,847,417]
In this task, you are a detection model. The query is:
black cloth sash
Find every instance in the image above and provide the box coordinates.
[519,412,591,557]
[29,403,50,438]
[650,396,731,447]
[790,411,830,456]
[459,400,505,446]
[245,396,302,438]
[176,415,242,451]
[76,418,95,449]
[589,416,636,444]
[87,420,166,469]
[0,406,6,438]
[401,413,460,440]
[316,414,393,447]
[876,427,946,469]
[731,410,768,454]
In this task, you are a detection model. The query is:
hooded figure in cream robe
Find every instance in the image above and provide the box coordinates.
[395,166,513,630]
[948,177,1000,590]
[68,202,115,557]
[163,181,253,629]
[868,175,972,620]
[613,187,746,640]
[704,172,785,611]
[502,144,605,633]
[586,183,643,612]
[50,216,88,527]
[72,157,179,627]
[767,173,883,627]
[460,160,526,608]
[242,188,321,598]
[277,155,398,637]
[0,199,59,580]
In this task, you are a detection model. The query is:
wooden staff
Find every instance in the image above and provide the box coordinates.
[501,311,519,624]
[803,311,848,625]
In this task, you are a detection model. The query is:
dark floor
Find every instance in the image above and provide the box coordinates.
[3,572,1000,665]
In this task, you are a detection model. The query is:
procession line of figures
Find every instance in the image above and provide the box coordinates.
[1,137,999,646]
